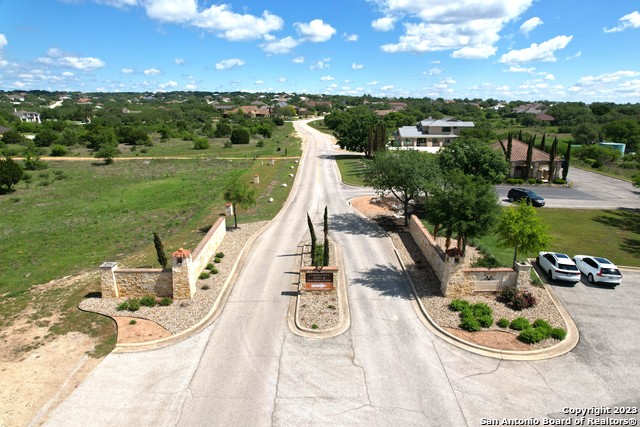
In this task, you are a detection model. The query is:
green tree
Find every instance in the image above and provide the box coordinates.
[573,123,600,145]
[363,149,439,225]
[193,137,210,150]
[224,178,257,228]
[231,127,251,145]
[633,174,640,188]
[34,128,59,148]
[153,232,168,268]
[506,132,513,167]
[562,143,572,181]
[323,206,329,266]
[523,135,535,180]
[0,156,24,192]
[549,137,558,180]
[2,129,26,145]
[95,143,119,165]
[334,106,380,158]
[307,213,317,262]
[424,171,500,255]
[539,133,546,152]
[495,202,551,267]
[214,122,232,137]
[437,138,510,184]
[603,118,640,152]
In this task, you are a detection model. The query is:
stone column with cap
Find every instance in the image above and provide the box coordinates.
[99,262,119,298]
[172,248,194,299]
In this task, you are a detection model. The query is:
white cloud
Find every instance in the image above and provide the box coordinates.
[62,71,74,77]
[566,51,582,60]
[520,17,543,35]
[505,65,536,73]
[309,60,330,70]
[294,19,336,42]
[372,16,395,31]
[278,77,287,82]
[426,67,442,75]
[544,73,555,80]
[144,67,161,75]
[603,11,640,33]
[215,58,244,70]
[255,80,264,85]
[95,0,137,8]
[352,63,364,70]
[452,45,496,59]
[121,68,135,74]
[185,83,197,90]
[375,0,532,58]
[36,50,106,70]
[499,35,573,63]
[381,85,394,91]
[344,33,359,42]
[194,4,283,41]
[261,36,299,54]
[366,81,379,85]
[0,34,7,49]
[159,80,178,89]
[142,0,197,23]
[292,56,305,64]
[320,75,335,81]
[576,70,640,86]
[175,58,185,65]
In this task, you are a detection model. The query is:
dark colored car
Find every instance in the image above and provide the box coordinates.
[507,188,545,207]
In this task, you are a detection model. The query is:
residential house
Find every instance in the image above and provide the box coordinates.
[13,109,41,123]
[394,117,475,152]
[513,103,555,124]
[388,102,407,111]
[491,138,562,181]
[225,105,270,118]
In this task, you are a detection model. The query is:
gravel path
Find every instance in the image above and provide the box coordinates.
[80,221,269,334]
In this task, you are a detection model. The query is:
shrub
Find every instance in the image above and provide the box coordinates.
[140,295,157,307]
[201,284,210,290]
[510,317,530,331]
[231,127,251,144]
[129,319,137,325]
[506,178,525,185]
[449,299,470,312]
[532,319,552,333]
[210,267,219,274]
[512,290,537,310]
[216,252,225,258]
[460,315,482,332]
[223,140,233,148]
[159,297,173,306]
[206,263,215,270]
[472,303,492,318]
[497,318,509,328]
[527,178,537,185]
[256,140,264,148]
[199,272,210,279]
[550,328,567,340]
[50,144,68,157]
[193,137,210,150]
[214,257,222,263]
[471,253,502,268]
[311,323,319,330]
[126,298,141,312]
[477,314,494,328]
[116,301,129,311]
[553,178,566,184]
[499,286,518,303]
[518,327,546,344]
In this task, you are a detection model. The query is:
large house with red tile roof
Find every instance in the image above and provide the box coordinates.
[492,138,562,181]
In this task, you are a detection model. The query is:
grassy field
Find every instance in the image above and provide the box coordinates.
[461,208,640,267]
[306,118,333,135]
[0,129,301,355]
[335,154,368,186]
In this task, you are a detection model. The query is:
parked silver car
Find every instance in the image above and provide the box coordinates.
[573,255,623,285]
[537,252,581,284]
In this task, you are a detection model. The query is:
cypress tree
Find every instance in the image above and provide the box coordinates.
[307,213,317,260]
[562,143,572,181]
[539,133,546,152]
[506,132,513,167]
[153,232,168,268]
[549,137,558,181]
[323,206,329,266]
[524,135,534,180]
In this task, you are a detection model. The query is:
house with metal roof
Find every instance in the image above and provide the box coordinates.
[393,117,475,152]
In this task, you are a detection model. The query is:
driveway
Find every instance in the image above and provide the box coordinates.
[497,167,640,209]
[45,121,640,426]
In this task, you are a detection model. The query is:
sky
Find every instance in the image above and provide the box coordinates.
[0,0,639,103]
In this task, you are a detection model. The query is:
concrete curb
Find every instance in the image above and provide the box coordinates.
[287,242,351,339]
[393,246,579,360]
[111,137,311,352]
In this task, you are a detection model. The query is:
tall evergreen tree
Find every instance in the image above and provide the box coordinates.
[524,135,535,180]
[323,206,329,266]
[153,232,168,268]
[307,213,317,259]
[562,143,572,181]
[506,132,513,170]
[549,137,559,181]
[539,133,546,152]
[518,129,523,141]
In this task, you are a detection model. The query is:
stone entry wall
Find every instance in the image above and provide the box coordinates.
[407,215,531,298]
[100,217,227,299]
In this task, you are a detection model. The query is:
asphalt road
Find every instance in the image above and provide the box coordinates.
[497,167,640,209]
[45,121,640,426]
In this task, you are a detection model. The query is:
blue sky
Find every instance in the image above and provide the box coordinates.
[1,0,639,102]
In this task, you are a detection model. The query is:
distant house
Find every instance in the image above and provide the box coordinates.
[394,117,475,152]
[13,109,41,123]
[513,103,555,124]
[491,138,562,181]
[388,102,407,111]
[225,105,270,118]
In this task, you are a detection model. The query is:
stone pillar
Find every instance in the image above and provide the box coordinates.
[514,261,532,288]
[100,262,119,298]
[172,248,194,299]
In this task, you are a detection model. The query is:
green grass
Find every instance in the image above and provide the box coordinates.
[573,162,637,182]
[334,154,368,186]
[425,208,640,268]
[306,119,333,136]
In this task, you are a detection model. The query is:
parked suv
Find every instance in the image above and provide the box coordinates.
[507,188,545,207]
[537,252,581,284]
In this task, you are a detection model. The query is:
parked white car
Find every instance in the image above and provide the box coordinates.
[537,252,581,284]
[573,255,623,286]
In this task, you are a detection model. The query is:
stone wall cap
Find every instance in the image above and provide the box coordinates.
[100,262,118,268]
